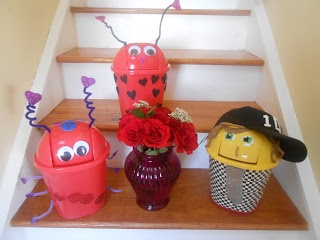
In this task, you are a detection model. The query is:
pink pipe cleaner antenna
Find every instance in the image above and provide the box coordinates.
[24,91,51,132]
[81,76,96,127]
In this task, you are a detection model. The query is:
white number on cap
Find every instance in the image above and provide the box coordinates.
[263,115,281,133]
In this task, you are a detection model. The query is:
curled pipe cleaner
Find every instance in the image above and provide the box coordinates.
[81,76,96,127]
[199,135,208,146]
[107,186,123,193]
[95,16,127,46]
[26,190,49,198]
[31,199,54,224]
[155,0,181,45]
[108,167,121,174]
[21,175,43,184]
[108,150,118,160]
[24,91,51,132]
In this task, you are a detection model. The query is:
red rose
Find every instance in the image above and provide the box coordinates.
[151,106,172,125]
[155,106,171,115]
[174,122,198,155]
[167,117,180,130]
[143,119,171,148]
[117,118,148,146]
[118,113,135,130]
[117,103,199,155]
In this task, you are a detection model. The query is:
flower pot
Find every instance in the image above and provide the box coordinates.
[124,146,181,211]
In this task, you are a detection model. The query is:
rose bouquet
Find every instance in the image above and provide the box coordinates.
[117,101,198,155]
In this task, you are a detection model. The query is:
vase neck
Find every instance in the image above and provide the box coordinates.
[133,146,173,163]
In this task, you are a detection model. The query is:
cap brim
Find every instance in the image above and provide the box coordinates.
[249,126,307,163]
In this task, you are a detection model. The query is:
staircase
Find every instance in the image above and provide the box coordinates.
[3,0,318,239]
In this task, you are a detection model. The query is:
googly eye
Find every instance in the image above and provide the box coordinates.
[128,45,141,56]
[57,146,74,162]
[73,141,90,156]
[225,132,236,140]
[144,46,157,56]
[242,136,254,145]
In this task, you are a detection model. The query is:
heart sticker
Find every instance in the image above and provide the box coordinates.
[139,78,148,86]
[81,76,96,87]
[162,74,167,84]
[127,90,136,100]
[120,75,127,84]
[152,75,159,84]
[25,91,42,106]
[152,89,160,97]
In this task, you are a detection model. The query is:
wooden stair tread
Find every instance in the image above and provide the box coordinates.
[38,99,261,133]
[56,48,264,66]
[11,168,307,230]
[70,7,251,16]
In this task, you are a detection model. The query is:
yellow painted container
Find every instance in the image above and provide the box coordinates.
[206,126,281,213]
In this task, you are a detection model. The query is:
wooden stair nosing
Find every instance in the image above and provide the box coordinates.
[10,169,307,230]
[70,7,251,16]
[56,48,264,66]
[38,99,262,133]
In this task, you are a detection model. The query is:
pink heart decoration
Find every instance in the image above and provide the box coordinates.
[81,76,96,87]
[25,91,42,106]
[95,16,105,22]
[172,0,181,10]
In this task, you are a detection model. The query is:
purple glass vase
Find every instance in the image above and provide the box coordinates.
[124,146,181,211]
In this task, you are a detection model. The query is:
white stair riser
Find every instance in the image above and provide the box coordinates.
[62,63,260,101]
[86,0,239,9]
[74,13,248,50]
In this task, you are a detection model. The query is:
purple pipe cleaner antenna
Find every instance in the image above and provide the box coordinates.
[31,199,54,224]
[24,91,50,132]
[81,76,96,127]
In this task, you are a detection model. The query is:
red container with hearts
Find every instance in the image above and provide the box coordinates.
[111,42,170,115]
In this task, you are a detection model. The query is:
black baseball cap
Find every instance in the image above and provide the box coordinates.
[214,106,307,163]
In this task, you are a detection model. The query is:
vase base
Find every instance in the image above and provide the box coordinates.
[136,197,169,211]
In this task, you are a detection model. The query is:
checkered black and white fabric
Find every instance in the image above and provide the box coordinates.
[209,157,272,213]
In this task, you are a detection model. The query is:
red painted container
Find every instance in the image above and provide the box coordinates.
[111,43,170,115]
[34,120,110,219]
